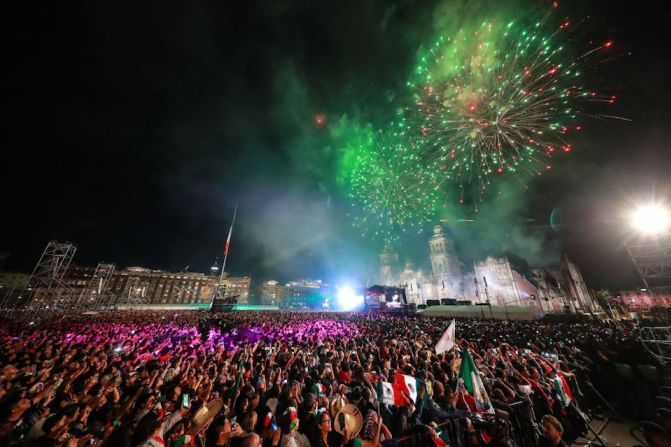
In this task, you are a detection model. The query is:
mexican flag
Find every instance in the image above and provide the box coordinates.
[376,381,396,405]
[224,226,233,257]
[432,430,451,447]
[459,348,495,414]
[394,372,420,405]
[552,374,574,409]
[377,373,423,406]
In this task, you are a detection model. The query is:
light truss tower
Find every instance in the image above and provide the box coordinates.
[627,233,671,296]
[18,241,77,312]
[72,262,116,310]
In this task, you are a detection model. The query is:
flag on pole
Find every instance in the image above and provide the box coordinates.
[224,226,233,258]
[459,348,495,414]
[435,319,456,354]
[230,354,247,409]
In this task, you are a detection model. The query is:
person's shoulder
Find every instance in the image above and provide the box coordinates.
[281,434,297,447]
[298,432,311,447]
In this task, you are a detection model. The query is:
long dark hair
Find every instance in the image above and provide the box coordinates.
[131,412,162,447]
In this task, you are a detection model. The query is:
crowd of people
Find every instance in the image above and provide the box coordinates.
[0,310,656,447]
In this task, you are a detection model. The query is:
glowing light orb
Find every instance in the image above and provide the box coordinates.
[337,286,364,310]
[630,204,670,236]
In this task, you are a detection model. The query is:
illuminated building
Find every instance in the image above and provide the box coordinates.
[380,224,599,314]
[261,280,285,305]
[220,274,251,304]
[65,265,250,306]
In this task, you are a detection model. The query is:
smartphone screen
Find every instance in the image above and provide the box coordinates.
[182,394,190,408]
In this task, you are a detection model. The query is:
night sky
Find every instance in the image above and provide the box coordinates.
[4,0,671,293]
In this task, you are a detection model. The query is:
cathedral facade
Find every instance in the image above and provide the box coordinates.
[379,225,599,314]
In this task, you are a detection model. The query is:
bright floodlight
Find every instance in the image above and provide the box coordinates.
[337,286,363,311]
[631,204,670,235]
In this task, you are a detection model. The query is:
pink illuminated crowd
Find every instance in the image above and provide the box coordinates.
[0,311,655,447]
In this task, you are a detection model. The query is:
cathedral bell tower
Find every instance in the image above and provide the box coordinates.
[379,241,399,286]
[429,225,462,299]
[429,225,461,277]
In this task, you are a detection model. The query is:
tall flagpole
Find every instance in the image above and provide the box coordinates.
[219,204,238,284]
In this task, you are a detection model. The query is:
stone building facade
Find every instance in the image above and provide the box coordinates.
[379,225,599,314]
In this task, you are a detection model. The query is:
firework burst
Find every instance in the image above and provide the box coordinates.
[347,128,441,240]
[404,11,618,204]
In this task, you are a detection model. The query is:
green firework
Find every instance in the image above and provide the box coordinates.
[347,127,441,240]
[403,16,615,204]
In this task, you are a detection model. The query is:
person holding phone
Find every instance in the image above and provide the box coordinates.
[260,412,282,447]
[208,415,245,447]
[132,403,189,447]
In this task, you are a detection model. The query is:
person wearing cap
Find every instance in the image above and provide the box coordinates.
[539,415,568,447]
[330,395,347,421]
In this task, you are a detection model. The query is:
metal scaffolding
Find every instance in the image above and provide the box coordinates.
[627,233,671,296]
[18,241,77,313]
[640,326,671,364]
[0,285,21,310]
[71,262,117,310]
